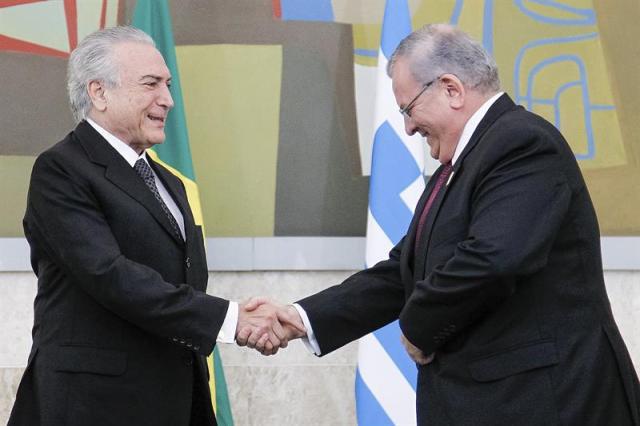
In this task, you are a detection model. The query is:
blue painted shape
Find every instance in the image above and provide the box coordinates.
[511,32,619,161]
[518,51,614,161]
[525,98,556,105]
[450,0,464,25]
[373,320,418,391]
[380,0,412,60]
[513,32,597,103]
[280,0,334,21]
[483,0,495,55]
[354,48,379,57]
[369,121,422,245]
[525,55,597,159]
[514,0,596,25]
[553,80,581,129]
[524,55,586,109]
[355,368,394,425]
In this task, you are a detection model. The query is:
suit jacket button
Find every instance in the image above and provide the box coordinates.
[185,257,191,269]
[194,345,200,351]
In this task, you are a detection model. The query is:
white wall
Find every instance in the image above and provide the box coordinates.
[1,270,639,425]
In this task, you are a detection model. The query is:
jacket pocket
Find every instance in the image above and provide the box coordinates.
[468,340,558,382]
[52,345,127,376]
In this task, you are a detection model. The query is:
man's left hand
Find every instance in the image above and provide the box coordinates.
[401,333,435,365]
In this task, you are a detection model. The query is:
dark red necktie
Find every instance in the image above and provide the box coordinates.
[414,162,453,250]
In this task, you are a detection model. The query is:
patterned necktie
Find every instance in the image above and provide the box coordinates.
[133,158,183,241]
[414,162,453,250]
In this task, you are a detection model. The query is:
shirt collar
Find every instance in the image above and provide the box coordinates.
[451,91,503,166]
[86,118,147,167]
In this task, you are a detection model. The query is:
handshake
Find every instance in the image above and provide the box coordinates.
[234,297,307,355]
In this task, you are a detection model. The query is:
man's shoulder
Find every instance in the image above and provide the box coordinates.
[32,124,93,177]
[472,105,575,171]
[38,123,86,157]
[495,104,560,136]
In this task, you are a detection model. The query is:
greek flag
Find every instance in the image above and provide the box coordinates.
[356,0,437,424]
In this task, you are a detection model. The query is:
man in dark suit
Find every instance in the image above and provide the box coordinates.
[9,26,298,426]
[240,24,640,424]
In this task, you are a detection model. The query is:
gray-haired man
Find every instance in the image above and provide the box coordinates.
[10,26,301,426]
[242,23,640,425]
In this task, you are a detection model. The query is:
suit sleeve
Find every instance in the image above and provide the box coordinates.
[25,151,228,356]
[400,129,572,354]
[296,238,406,355]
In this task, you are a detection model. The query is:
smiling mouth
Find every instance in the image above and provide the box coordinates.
[147,114,165,123]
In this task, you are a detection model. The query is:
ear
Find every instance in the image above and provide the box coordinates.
[441,74,465,110]
[87,80,107,112]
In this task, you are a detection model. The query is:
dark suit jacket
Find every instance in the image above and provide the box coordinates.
[298,94,640,425]
[9,121,229,426]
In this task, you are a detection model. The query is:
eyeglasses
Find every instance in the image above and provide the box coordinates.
[399,76,439,118]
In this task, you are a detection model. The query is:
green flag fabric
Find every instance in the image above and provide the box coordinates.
[132,1,234,425]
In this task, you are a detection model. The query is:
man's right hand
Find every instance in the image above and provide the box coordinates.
[235,297,306,355]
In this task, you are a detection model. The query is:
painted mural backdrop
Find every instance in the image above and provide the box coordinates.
[1,0,639,237]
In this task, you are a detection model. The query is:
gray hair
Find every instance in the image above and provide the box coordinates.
[387,23,500,94]
[67,26,155,122]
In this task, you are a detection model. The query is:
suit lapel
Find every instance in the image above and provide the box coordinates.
[414,94,518,278]
[412,165,452,278]
[147,155,196,242]
[398,163,445,288]
[404,165,444,253]
[76,121,185,246]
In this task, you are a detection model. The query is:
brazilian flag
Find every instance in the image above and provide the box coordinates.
[133,1,234,425]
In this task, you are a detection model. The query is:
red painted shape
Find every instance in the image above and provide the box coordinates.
[63,0,77,51]
[99,0,107,28]
[0,34,69,57]
[272,0,281,19]
[0,0,44,8]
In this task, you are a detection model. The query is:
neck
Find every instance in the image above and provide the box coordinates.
[86,113,145,155]
[467,90,497,114]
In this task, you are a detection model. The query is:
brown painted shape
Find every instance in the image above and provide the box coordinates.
[0,51,75,156]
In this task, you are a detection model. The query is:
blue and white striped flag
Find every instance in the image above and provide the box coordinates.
[356,1,438,424]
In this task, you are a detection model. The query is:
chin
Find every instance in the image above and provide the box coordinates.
[146,133,166,146]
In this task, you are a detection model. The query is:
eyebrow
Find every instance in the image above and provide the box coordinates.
[139,75,172,82]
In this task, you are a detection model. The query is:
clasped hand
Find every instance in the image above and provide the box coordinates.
[401,333,434,365]
[235,297,306,355]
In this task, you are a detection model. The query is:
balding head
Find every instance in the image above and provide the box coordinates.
[387,23,500,96]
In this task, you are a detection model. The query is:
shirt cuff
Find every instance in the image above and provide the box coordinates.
[216,301,238,343]
[292,303,321,355]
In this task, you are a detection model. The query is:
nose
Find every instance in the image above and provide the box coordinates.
[159,83,174,109]
[404,115,417,136]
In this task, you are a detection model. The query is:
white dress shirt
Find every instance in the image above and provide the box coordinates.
[294,92,504,355]
[86,118,237,344]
